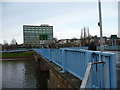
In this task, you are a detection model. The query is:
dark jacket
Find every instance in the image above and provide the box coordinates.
[88,42,97,51]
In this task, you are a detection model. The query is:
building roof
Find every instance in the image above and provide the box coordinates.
[23,24,52,27]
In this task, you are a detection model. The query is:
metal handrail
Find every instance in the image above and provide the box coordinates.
[34,48,117,88]
[80,63,92,89]
[80,61,105,89]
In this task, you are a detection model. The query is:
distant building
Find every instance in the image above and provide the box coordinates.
[58,39,70,44]
[23,24,53,47]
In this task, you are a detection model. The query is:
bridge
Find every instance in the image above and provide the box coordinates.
[1,47,117,89]
[33,48,117,88]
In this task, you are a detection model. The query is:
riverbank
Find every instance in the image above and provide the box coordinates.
[1,51,34,59]
[1,58,34,61]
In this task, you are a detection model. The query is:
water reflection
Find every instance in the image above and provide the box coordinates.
[2,60,38,88]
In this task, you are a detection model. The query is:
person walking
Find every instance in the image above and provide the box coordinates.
[88,39,97,51]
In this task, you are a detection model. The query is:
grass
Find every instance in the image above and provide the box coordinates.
[1,51,34,58]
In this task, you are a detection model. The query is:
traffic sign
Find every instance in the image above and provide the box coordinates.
[111,35,117,39]
[39,34,48,40]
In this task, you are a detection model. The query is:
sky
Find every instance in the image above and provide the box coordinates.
[1,0,119,44]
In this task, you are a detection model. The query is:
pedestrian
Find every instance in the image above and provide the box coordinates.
[88,39,97,51]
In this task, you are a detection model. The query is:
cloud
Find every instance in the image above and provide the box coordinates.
[38,9,97,25]
[1,0,119,2]
[54,29,81,39]
[1,1,118,44]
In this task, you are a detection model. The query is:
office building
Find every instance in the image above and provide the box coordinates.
[23,24,53,47]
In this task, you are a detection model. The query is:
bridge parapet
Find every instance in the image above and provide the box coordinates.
[33,48,117,88]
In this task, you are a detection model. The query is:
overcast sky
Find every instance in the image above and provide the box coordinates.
[1,0,119,44]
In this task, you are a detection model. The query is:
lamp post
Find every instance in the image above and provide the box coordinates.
[98,0,104,52]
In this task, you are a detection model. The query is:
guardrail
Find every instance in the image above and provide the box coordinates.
[80,62,106,88]
[64,46,120,51]
[97,46,120,51]
[80,63,93,88]
[33,48,117,88]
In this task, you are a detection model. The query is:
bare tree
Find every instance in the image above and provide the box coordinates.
[80,29,83,39]
[87,27,91,44]
[3,40,8,45]
[10,38,17,45]
[83,27,86,39]
[80,27,91,46]
[80,29,84,46]
[10,38,18,50]
[3,40,9,50]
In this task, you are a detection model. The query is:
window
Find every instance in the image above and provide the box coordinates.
[35,31,39,33]
[24,31,28,32]
[49,27,53,29]
[42,27,45,28]
[39,27,42,29]
[47,27,50,29]
[28,29,31,30]
[27,27,30,28]
[24,29,27,30]
[32,31,34,33]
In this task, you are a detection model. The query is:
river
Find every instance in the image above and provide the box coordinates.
[2,59,48,88]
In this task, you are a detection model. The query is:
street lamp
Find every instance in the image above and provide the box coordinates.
[98,0,104,52]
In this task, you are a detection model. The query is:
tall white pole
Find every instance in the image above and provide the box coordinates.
[98,0,104,51]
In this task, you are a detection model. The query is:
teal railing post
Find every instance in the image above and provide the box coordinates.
[61,48,67,73]
[86,51,93,87]
[86,51,92,63]
[91,52,97,88]
[110,53,117,88]
[48,49,51,61]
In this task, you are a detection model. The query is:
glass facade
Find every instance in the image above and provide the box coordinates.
[23,25,53,47]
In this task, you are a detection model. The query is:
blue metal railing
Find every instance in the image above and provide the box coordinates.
[97,45,120,51]
[64,49,89,80]
[80,63,93,88]
[81,58,116,88]
[63,46,120,51]
[34,48,117,88]
[64,47,88,50]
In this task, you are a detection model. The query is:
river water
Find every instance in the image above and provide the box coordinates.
[2,59,48,88]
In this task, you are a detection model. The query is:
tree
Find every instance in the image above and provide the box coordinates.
[80,27,91,46]
[10,38,18,50]
[87,27,91,44]
[10,38,17,45]
[80,29,83,39]
[3,40,8,45]
[3,40,9,50]
[53,37,58,43]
